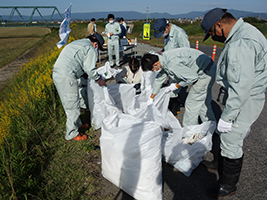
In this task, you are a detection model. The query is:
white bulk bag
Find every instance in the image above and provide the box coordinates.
[162,121,216,177]
[107,83,136,113]
[101,106,165,200]
[87,80,136,130]
[87,80,120,130]
[127,88,169,115]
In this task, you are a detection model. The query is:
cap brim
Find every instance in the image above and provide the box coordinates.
[98,43,105,51]
[94,32,105,51]
[203,32,210,42]
[154,30,164,38]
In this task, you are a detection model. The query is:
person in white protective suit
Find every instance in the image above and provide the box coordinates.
[153,18,190,51]
[153,18,190,117]
[200,8,267,198]
[105,13,121,67]
[52,33,106,141]
[141,48,217,127]
[115,57,143,94]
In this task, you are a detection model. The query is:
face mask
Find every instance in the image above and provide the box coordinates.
[156,67,162,73]
[212,27,226,43]
[153,62,162,72]
[109,21,113,24]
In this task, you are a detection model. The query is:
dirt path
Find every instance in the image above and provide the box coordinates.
[0,46,38,91]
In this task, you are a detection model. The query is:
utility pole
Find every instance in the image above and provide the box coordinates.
[143,7,150,40]
[146,7,149,23]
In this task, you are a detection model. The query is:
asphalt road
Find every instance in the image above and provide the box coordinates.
[160,43,267,200]
[107,43,267,200]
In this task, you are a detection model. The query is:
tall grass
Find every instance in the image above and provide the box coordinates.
[0,22,109,199]
[0,41,65,198]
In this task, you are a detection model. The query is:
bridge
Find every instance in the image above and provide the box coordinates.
[0,6,63,27]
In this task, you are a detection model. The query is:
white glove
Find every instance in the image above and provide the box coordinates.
[217,118,232,133]
[146,97,154,107]
[165,83,178,93]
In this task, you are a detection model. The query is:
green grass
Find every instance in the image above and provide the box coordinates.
[0,25,109,200]
[107,20,226,49]
[96,19,266,49]
[0,27,51,68]
[0,27,50,38]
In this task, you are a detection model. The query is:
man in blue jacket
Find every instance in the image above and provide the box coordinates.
[201,8,267,198]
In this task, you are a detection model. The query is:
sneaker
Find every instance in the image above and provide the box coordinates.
[73,133,87,141]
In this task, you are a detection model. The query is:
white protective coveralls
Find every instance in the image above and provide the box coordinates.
[122,21,127,32]
[164,23,190,100]
[153,48,217,126]
[105,21,121,66]
[216,18,267,159]
[164,23,190,51]
[52,38,100,140]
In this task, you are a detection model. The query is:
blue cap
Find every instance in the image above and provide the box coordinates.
[153,18,167,38]
[115,17,121,22]
[201,8,227,41]
[93,32,105,51]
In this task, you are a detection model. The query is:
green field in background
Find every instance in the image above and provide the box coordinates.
[0,27,50,68]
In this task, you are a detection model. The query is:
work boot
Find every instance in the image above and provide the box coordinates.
[202,155,223,173]
[202,133,223,172]
[73,133,88,141]
[80,123,89,129]
[207,155,244,198]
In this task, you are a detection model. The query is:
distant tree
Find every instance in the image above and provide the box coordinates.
[244,17,261,24]
[98,18,105,22]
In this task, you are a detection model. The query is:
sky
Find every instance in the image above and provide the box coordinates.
[1,0,267,16]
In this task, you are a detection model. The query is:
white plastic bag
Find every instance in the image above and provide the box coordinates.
[87,80,121,130]
[162,121,216,177]
[97,61,122,79]
[140,71,158,94]
[87,80,136,130]
[107,83,136,113]
[100,106,165,200]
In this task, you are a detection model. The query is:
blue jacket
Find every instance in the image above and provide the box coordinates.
[119,24,126,38]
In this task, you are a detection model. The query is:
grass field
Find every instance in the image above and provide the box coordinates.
[0,25,110,200]
[0,27,50,68]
